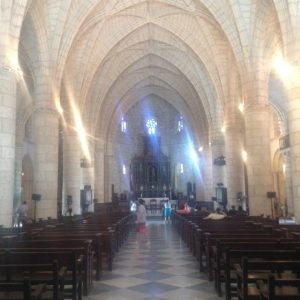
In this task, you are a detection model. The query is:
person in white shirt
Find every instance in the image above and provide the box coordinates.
[137,199,146,232]
[203,208,227,220]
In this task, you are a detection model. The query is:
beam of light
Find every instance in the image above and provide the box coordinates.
[242,150,247,162]
[238,102,244,113]
[189,147,199,164]
[272,54,293,87]
[70,101,91,162]
[6,51,23,78]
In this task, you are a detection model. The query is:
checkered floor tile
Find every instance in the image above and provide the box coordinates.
[84,221,219,300]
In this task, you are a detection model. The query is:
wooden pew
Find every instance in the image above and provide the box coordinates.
[0,261,64,300]
[29,232,103,279]
[257,274,300,300]
[203,233,282,280]
[1,239,92,296]
[235,258,300,300]
[225,250,300,300]
[0,250,83,300]
[212,240,300,296]
[0,278,46,300]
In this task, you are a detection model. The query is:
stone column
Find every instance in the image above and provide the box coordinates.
[211,136,225,189]
[82,140,95,189]
[201,146,213,201]
[288,64,300,222]
[94,143,105,203]
[282,150,293,216]
[33,108,59,219]
[0,68,16,227]
[63,132,81,215]
[14,138,23,212]
[104,153,114,202]
[244,105,273,216]
[225,127,245,207]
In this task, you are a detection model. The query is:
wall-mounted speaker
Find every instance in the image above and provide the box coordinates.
[32,194,41,201]
[267,192,276,198]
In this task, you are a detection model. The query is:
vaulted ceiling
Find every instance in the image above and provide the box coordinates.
[17,0,291,144]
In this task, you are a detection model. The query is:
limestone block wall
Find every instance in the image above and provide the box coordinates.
[0,70,16,227]
[245,106,273,217]
[33,109,59,219]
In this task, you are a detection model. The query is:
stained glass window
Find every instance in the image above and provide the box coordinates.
[180,163,184,174]
[146,119,157,135]
[121,118,126,133]
[178,116,183,132]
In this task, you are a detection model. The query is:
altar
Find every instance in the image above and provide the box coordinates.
[139,197,178,213]
[130,135,172,199]
[138,197,169,208]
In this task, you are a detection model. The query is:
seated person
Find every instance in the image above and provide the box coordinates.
[237,205,247,216]
[228,205,238,217]
[203,208,227,220]
[177,202,191,214]
[198,206,210,218]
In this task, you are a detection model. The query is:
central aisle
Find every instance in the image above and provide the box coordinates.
[86,221,218,300]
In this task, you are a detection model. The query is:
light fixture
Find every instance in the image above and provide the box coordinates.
[221,126,226,133]
[198,146,203,152]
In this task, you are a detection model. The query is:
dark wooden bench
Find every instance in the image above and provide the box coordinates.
[257,274,300,299]
[235,258,300,300]
[0,239,92,296]
[0,278,46,300]
[0,261,65,300]
[0,250,83,300]
[30,232,104,279]
[212,240,300,297]
[225,251,300,300]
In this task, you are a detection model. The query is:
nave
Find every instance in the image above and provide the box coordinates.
[86,221,217,300]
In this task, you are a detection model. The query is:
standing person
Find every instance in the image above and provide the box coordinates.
[164,199,172,223]
[137,199,146,232]
[18,201,29,226]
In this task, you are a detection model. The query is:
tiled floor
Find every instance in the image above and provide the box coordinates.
[85,221,219,300]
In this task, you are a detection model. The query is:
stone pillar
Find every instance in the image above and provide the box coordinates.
[0,69,17,227]
[201,146,213,201]
[244,105,273,216]
[104,153,114,203]
[14,139,23,212]
[82,140,95,189]
[288,64,300,222]
[63,132,81,215]
[282,150,293,216]
[211,137,225,189]
[225,127,245,207]
[33,108,59,219]
[94,143,105,203]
